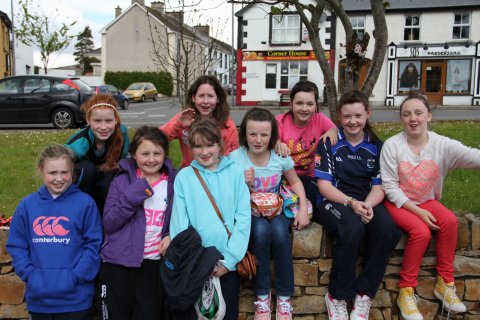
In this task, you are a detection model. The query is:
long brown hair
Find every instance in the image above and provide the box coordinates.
[186,75,230,128]
[337,90,379,142]
[80,94,123,172]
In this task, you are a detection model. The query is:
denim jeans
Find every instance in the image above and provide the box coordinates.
[251,214,294,296]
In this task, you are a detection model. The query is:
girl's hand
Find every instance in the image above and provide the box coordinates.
[293,210,310,231]
[179,108,196,127]
[417,208,440,230]
[158,235,171,256]
[244,168,254,187]
[274,140,290,157]
[320,127,338,145]
[212,264,229,277]
[352,201,374,224]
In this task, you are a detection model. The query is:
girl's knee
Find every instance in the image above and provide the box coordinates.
[339,222,365,243]
[410,224,431,243]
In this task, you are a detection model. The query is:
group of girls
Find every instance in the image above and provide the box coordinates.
[6,75,479,320]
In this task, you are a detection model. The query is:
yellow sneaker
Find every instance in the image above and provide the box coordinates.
[397,287,423,320]
[433,277,467,313]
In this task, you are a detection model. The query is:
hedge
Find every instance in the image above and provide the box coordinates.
[104,71,173,96]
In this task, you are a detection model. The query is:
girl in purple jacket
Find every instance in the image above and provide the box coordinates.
[99,126,177,320]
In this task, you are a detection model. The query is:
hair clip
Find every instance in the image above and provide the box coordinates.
[87,102,117,115]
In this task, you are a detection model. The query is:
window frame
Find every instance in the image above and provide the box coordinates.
[280,61,308,89]
[269,13,302,46]
[452,12,470,40]
[404,14,421,41]
[350,16,366,40]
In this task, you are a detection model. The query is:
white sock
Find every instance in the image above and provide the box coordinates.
[257,294,268,300]
[279,295,290,301]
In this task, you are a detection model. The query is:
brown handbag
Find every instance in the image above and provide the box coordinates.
[193,168,257,280]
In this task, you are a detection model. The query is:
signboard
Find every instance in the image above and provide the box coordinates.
[396,45,475,58]
[242,50,329,61]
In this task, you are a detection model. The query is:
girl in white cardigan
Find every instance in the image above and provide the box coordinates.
[380,92,480,320]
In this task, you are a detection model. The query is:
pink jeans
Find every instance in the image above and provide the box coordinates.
[385,200,458,288]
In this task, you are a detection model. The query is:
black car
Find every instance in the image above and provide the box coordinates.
[91,84,129,110]
[0,75,93,129]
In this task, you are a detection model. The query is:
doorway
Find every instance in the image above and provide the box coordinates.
[421,61,446,105]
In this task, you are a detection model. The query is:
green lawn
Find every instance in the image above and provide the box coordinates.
[1,121,479,217]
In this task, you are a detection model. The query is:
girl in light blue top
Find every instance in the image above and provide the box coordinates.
[229,107,309,320]
[170,119,251,320]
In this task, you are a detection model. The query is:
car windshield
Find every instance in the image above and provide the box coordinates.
[127,83,143,90]
[71,79,94,94]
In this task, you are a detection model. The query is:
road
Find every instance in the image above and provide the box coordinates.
[1,97,480,130]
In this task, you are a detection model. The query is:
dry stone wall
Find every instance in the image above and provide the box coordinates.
[1,213,479,320]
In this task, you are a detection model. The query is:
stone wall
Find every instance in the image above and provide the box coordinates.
[1,214,479,320]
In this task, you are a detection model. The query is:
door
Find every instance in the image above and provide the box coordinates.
[421,61,445,106]
[20,77,53,123]
[0,77,23,124]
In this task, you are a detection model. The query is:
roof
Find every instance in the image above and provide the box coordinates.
[0,10,12,29]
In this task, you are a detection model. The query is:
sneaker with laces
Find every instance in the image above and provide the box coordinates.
[325,292,349,320]
[433,277,467,313]
[276,297,293,320]
[350,294,372,320]
[254,295,271,320]
[397,287,423,320]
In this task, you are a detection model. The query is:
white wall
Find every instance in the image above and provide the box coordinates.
[13,38,34,75]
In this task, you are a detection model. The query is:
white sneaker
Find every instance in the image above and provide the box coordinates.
[350,294,372,320]
[325,292,349,320]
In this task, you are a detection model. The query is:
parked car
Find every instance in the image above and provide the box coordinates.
[91,84,129,110]
[123,82,158,102]
[0,75,93,129]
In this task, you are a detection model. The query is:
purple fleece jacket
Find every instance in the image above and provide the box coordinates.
[100,157,176,267]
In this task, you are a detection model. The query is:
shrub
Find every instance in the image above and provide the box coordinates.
[104,71,173,96]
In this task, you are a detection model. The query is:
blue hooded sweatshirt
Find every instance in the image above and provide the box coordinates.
[170,156,251,271]
[6,184,102,313]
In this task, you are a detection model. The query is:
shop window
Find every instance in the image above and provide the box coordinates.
[280,61,307,89]
[453,13,470,39]
[446,60,471,93]
[404,14,420,41]
[350,16,365,40]
[265,64,277,89]
[270,14,301,45]
[398,61,421,93]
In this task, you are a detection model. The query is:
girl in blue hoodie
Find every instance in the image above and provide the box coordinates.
[99,126,177,320]
[7,144,103,320]
[170,119,251,320]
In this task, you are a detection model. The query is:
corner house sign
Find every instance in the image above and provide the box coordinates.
[396,45,475,58]
[243,50,328,61]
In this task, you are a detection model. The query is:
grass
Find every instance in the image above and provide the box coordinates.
[1,121,479,217]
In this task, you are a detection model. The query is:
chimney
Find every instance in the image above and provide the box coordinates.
[115,6,122,18]
[166,11,184,24]
[150,1,165,13]
[194,25,210,36]
[132,0,145,6]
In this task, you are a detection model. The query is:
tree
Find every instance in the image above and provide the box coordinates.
[15,0,77,74]
[229,0,388,122]
[146,0,229,106]
[74,26,99,75]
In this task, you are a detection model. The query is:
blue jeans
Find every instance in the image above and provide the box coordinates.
[251,214,294,296]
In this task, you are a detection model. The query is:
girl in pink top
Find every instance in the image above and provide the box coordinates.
[380,92,480,320]
[161,75,238,168]
[276,81,337,214]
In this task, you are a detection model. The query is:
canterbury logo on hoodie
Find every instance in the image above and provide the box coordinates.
[31,216,71,245]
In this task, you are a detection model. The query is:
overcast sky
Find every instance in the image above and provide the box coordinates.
[0,0,241,68]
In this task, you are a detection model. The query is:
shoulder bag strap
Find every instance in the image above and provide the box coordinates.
[192,167,232,238]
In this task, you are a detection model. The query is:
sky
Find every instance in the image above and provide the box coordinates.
[0,0,241,69]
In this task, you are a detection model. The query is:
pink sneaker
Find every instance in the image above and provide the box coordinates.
[254,295,271,320]
[276,297,293,320]
[325,292,348,320]
[350,294,372,320]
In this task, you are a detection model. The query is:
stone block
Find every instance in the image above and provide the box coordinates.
[416,277,436,300]
[1,265,13,274]
[465,279,480,301]
[0,228,12,264]
[317,258,332,272]
[371,289,392,308]
[294,263,318,287]
[421,256,436,267]
[239,295,255,313]
[305,286,327,296]
[417,298,439,320]
[292,223,323,258]
[388,256,403,266]
[0,273,25,304]
[292,315,315,320]
[368,308,384,320]
[456,217,469,250]
[321,232,334,258]
[0,303,28,319]
[385,265,401,276]
[292,294,324,314]
[454,255,480,276]
[384,277,398,291]
[395,234,407,250]
[471,216,480,250]
[381,308,392,320]
[319,272,330,285]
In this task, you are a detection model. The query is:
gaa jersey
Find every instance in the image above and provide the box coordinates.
[314,128,382,201]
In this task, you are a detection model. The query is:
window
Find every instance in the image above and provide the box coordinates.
[398,61,421,93]
[219,53,223,67]
[23,78,51,94]
[0,78,21,94]
[280,61,308,89]
[350,16,365,40]
[453,13,470,39]
[404,14,420,41]
[224,54,228,69]
[271,14,301,45]
[446,59,471,93]
[265,64,277,89]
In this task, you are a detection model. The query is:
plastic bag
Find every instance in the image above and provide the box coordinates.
[195,276,226,320]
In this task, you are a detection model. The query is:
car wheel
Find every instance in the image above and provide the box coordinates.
[52,108,74,129]
[141,95,145,102]
[122,100,129,110]
[153,94,158,101]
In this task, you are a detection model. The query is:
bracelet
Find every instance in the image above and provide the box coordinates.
[344,196,354,208]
